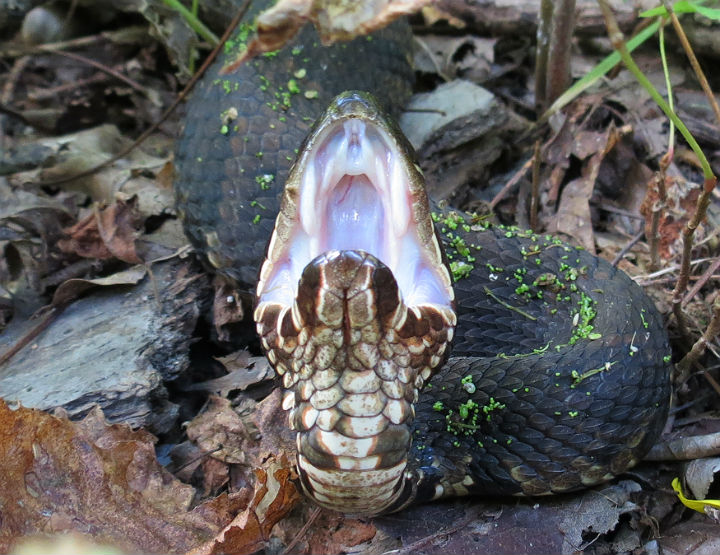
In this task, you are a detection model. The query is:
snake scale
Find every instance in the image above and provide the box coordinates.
[174,6,671,516]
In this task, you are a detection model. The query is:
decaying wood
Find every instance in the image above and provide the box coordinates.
[435,0,637,36]
[0,259,210,433]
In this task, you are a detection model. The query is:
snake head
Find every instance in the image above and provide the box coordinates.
[254,91,456,515]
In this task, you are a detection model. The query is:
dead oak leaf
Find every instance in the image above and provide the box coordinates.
[546,123,625,250]
[640,173,703,260]
[189,455,301,555]
[185,395,259,465]
[59,198,143,264]
[0,401,235,554]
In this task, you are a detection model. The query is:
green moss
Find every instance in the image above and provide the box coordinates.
[450,260,473,281]
[255,174,274,190]
[569,292,598,345]
[287,78,300,93]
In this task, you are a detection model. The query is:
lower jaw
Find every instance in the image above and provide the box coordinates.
[296,452,409,516]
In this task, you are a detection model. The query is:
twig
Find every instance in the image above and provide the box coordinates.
[593,202,644,220]
[174,445,223,473]
[544,0,576,107]
[529,140,541,231]
[662,0,720,127]
[0,308,63,368]
[632,256,714,285]
[611,228,645,267]
[381,508,484,555]
[676,296,720,379]
[28,70,111,100]
[490,155,534,210]
[644,429,720,461]
[534,0,553,112]
[36,1,251,187]
[0,102,55,134]
[0,29,126,58]
[281,506,321,555]
[684,257,720,306]
[534,0,577,112]
[51,50,153,98]
[648,22,672,272]
[597,0,718,343]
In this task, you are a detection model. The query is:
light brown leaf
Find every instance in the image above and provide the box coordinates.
[189,455,301,555]
[50,264,147,308]
[58,198,143,264]
[185,396,258,465]
[0,401,234,554]
[546,124,624,250]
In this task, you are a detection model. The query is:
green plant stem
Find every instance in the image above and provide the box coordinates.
[540,19,661,126]
[598,3,712,181]
[658,23,675,146]
[648,23,673,272]
[598,0,719,343]
[163,0,219,46]
[662,0,720,126]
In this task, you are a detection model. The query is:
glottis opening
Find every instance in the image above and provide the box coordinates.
[257,93,453,312]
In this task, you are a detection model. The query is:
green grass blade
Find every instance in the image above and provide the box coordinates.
[541,19,661,121]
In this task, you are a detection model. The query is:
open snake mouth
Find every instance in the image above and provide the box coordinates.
[256,92,453,311]
[255,92,456,515]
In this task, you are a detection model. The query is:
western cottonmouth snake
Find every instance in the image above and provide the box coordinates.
[174,10,671,516]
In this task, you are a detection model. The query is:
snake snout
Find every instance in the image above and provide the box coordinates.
[296,250,403,331]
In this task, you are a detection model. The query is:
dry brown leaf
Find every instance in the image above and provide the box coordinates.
[224,0,430,71]
[546,124,624,250]
[58,198,143,264]
[199,457,231,498]
[212,276,245,341]
[189,455,301,555]
[640,174,703,260]
[185,396,258,465]
[50,264,148,308]
[95,197,143,263]
[305,513,376,554]
[0,401,239,554]
[184,357,273,397]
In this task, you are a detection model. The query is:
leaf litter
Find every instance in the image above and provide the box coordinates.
[1,0,720,554]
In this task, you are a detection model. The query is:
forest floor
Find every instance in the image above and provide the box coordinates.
[1,1,720,554]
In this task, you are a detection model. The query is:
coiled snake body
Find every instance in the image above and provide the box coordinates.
[174,10,671,516]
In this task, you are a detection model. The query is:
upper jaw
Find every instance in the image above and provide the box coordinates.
[256,91,454,312]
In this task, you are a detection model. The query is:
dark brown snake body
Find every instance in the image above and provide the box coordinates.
[174,7,671,516]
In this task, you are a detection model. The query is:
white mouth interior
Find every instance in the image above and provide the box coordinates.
[260,118,449,309]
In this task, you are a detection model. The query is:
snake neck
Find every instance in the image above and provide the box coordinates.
[255,250,455,515]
